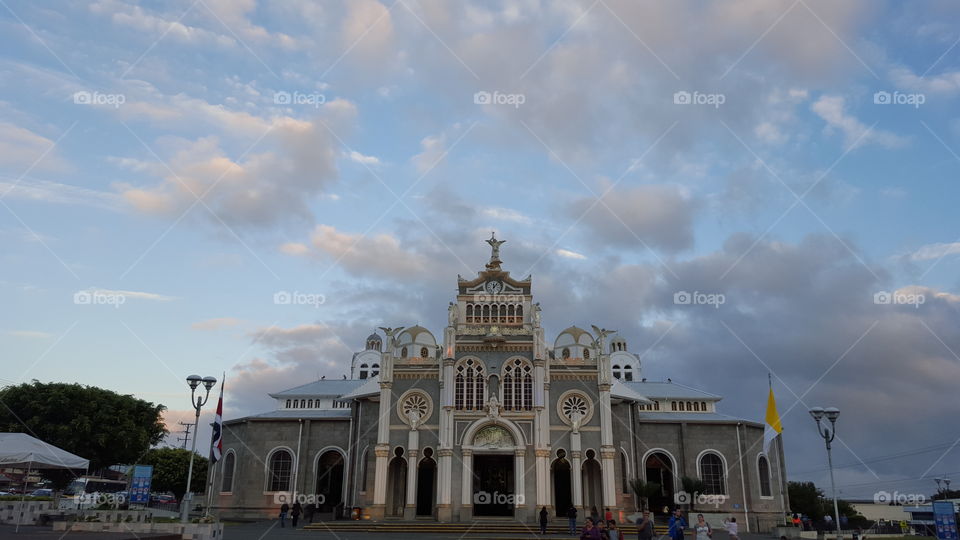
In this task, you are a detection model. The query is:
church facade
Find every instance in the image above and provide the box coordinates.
[211,236,789,530]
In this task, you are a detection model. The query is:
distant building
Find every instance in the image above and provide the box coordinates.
[210,235,789,529]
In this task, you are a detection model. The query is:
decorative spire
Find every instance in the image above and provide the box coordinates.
[485,231,506,270]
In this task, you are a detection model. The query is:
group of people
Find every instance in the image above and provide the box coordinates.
[277,501,303,528]
[541,505,740,540]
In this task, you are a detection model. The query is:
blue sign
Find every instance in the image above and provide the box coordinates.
[933,500,958,540]
[129,465,153,504]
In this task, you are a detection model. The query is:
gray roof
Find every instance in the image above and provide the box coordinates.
[636,411,760,426]
[270,379,365,397]
[227,409,352,423]
[610,379,652,403]
[340,376,380,399]
[622,380,721,400]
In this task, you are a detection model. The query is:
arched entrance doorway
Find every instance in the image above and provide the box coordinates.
[315,450,344,513]
[469,423,518,518]
[644,451,675,512]
[416,448,436,516]
[386,448,407,517]
[582,449,602,513]
[552,449,572,517]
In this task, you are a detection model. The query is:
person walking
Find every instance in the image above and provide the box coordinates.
[581,518,603,540]
[694,514,712,540]
[669,509,687,540]
[540,506,549,535]
[279,502,289,528]
[568,505,579,535]
[291,501,302,528]
[722,517,738,540]
[608,519,625,540]
[637,510,655,540]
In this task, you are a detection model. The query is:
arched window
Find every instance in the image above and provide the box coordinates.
[466,304,474,323]
[562,348,570,359]
[699,452,726,495]
[612,365,621,379]
[420,347,429,359]
[359,363,368,379]
[693,402,699,411]
[654,401,660,411]
[455,359,486,410]
[371,363,380,377]
[671,401,677,411]
[686,401,693,411]
[401,347,408,358]
[678,402,685,411]
[516,305,523,319]
[502,358,533,411]
[758,455,772,497]
[482,304,490,323]
[507,304,515,323]
[623,366,633,381]
[221,451,236,493]
[701,401,707,411]
[285,399,291,408]
[307,399,313,408]
[583,348,591,360]
[360,447,370,491]
[267,449,293,492]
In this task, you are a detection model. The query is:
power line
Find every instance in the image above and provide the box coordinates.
[791,440,960,477]
[175,421,193,449]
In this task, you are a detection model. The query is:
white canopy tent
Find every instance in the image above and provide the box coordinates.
[0,433,89,469]
[0,433,89,532]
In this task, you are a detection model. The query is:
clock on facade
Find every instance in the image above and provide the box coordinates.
[485,280,503,294]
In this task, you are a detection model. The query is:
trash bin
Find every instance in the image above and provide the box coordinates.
[351,507,361,520]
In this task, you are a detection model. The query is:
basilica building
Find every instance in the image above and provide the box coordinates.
[212,235,789,530]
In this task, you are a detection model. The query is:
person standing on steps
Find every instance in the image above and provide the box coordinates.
[637,510,654,540]
[568,505,579,535]
[694,514,712,540]
[540,506,549,535]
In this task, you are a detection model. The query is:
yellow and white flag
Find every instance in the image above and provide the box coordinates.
[763,385,782,455]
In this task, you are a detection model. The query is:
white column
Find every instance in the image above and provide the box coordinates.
[405,430,419,511]
[372,382,393,509]
[515,449,526,510]
[536,449,549,507]
[438,448,453,504]
[571,430,583,508]
[601,447,617,507]
[373,445,390,506]
[461,449,474,507]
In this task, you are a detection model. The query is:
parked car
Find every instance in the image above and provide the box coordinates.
[28,489,53,498]
[153,494,177,505]
[0,491,12,496]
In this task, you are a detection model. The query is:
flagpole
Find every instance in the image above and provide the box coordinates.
[205,374,225,518]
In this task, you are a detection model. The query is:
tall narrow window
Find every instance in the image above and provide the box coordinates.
[523,373,532,410]
[221,452,236,493]
[624,366,633,381]
[503,374,513,410]
[359,364,368,379]
[456,359,485,410]
[758,455,772,497]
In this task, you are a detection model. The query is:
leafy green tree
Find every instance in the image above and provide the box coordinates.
[630,479,661,511]
[681,476,705,512]
[0,381,167,475]
[142,448,208,501]
[788,481,825,520]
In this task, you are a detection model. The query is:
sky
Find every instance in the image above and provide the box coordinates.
[2,0,960,501]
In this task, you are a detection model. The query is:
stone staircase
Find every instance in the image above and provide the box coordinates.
[302,519,670,536]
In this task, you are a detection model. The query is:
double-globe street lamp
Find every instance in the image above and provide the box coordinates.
[934,477,952,498]
[810,406,843,540]
[181,375,217,523]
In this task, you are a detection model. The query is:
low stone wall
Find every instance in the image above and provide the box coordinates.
[0,500,55,525]
[52,520,224,540]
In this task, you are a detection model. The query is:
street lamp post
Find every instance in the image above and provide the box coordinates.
[810,406,843,540]
[181,374,217,523]
[935,478,952,498]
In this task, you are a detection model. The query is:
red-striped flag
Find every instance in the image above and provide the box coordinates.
[210,378,223,463]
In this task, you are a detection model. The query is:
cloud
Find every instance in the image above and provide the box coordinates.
[7,330,53,339]
[0,122,70,174]
[278,242,310,256]
[345,150,381,166]
[888,65,960,95]
[307,224,425,279]
[568,184,698,252]
[909,242,960,261]
[556,248,586,260]
[191,317,242,331]
[0,178,121,210]
[412,133,447,175]
[811,95,908,149]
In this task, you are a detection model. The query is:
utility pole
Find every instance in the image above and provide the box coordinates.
[176,421,193,449]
